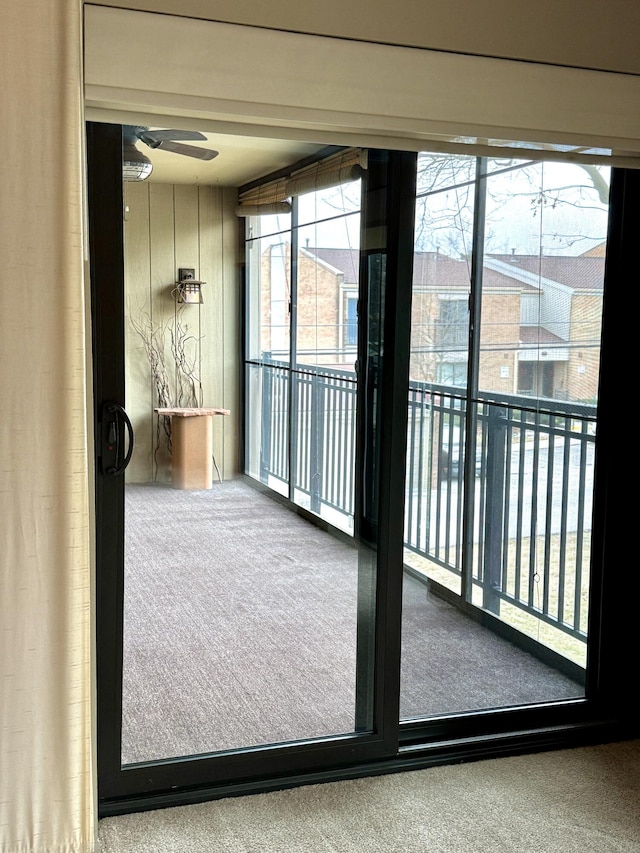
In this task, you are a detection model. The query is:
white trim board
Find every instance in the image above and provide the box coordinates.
[84,5,640,162]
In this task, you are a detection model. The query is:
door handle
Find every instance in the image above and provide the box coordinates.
[100,402,134,476]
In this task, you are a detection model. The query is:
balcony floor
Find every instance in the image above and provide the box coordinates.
[122,479,583,766]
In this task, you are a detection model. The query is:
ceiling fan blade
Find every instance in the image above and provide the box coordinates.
[152,139,219,161]
[139,129,208,143]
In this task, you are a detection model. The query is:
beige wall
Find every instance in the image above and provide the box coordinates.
[2,4,94,850]
[124,180,241,482]
[90,0,640,76]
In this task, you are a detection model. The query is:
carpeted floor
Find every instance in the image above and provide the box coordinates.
[99,738,640,852]
[122,479,582,765]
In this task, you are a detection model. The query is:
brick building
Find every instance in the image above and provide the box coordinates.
[260,244,359,367]
[260,244,604,402]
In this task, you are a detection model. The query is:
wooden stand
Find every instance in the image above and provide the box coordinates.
[154,407,230,490]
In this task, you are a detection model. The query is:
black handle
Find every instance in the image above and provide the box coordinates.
[101,402,134,476]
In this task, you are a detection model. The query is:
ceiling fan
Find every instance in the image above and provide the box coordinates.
[122,126,219,181]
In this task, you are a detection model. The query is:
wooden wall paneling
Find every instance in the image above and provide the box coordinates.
[124,181,153,483]
[221,187,241,477]
[172,184,201,413]
[124,182,241,485]
[173,184,200,286]
[198,186,226,479]
[148,182,177,482]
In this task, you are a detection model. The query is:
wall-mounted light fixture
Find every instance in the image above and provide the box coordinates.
[174,268,205,304]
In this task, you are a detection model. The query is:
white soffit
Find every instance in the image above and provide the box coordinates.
[84,5,640,163]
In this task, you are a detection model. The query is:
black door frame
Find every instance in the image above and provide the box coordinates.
[88,122,416,815]
[88,121,638,817]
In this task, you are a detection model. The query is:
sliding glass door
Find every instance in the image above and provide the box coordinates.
[90,128,405,811]
[92,119,631,815]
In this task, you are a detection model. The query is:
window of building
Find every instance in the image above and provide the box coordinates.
[344,293,358,346]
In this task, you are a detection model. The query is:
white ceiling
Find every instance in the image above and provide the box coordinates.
[137,127,325,187]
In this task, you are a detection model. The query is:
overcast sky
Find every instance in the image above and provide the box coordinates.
[253,158,610,257]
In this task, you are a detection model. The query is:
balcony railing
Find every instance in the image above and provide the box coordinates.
[404,384,595,654]
[257,359,595,655]
[259,361,357,517]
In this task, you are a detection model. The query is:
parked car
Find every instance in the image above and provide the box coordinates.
[440,426,482,477]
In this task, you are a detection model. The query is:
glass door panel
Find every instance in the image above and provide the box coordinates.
[120,153,375,767]
[293,189,361,532]
[403,153,475,599]
[400,154,609,720]
[475,159,609,668]
[122,480,366,763]
[245,215,292,498]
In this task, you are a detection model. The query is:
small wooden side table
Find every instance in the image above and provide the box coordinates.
[154,407,230,490]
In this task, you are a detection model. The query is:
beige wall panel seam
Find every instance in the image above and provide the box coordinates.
[221,186,240,476]
[173,185,201,277]
[172,184,201,439]
[197,186,225,476]
[148,182,178,480]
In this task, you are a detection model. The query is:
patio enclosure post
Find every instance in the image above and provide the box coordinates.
[260,357,272,484]
[483,405,507,614]
[309,372,325,514]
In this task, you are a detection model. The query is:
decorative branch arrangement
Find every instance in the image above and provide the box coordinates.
[131,309,204,459]
[170,315,203,411]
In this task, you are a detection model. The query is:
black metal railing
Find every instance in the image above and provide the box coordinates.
[257,359,595,647]
[258,360,357,516]
[293,365,357,515]
[404,383,595,645]
[473,393,595,643]
[259,360,290,486]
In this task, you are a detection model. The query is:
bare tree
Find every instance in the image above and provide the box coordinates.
[414,155,610,256]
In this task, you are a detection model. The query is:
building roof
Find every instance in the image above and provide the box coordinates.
[309,248,359,284]
[412,252,474,289]
[581,242,607,258]
[309,248,605,292]
[519,326,566,345]
[488,254,605,291]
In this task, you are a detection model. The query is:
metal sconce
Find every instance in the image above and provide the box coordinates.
[174,268,205,304]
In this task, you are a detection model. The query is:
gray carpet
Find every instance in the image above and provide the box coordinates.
[99,739,640,852]
[123,480,581,765]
